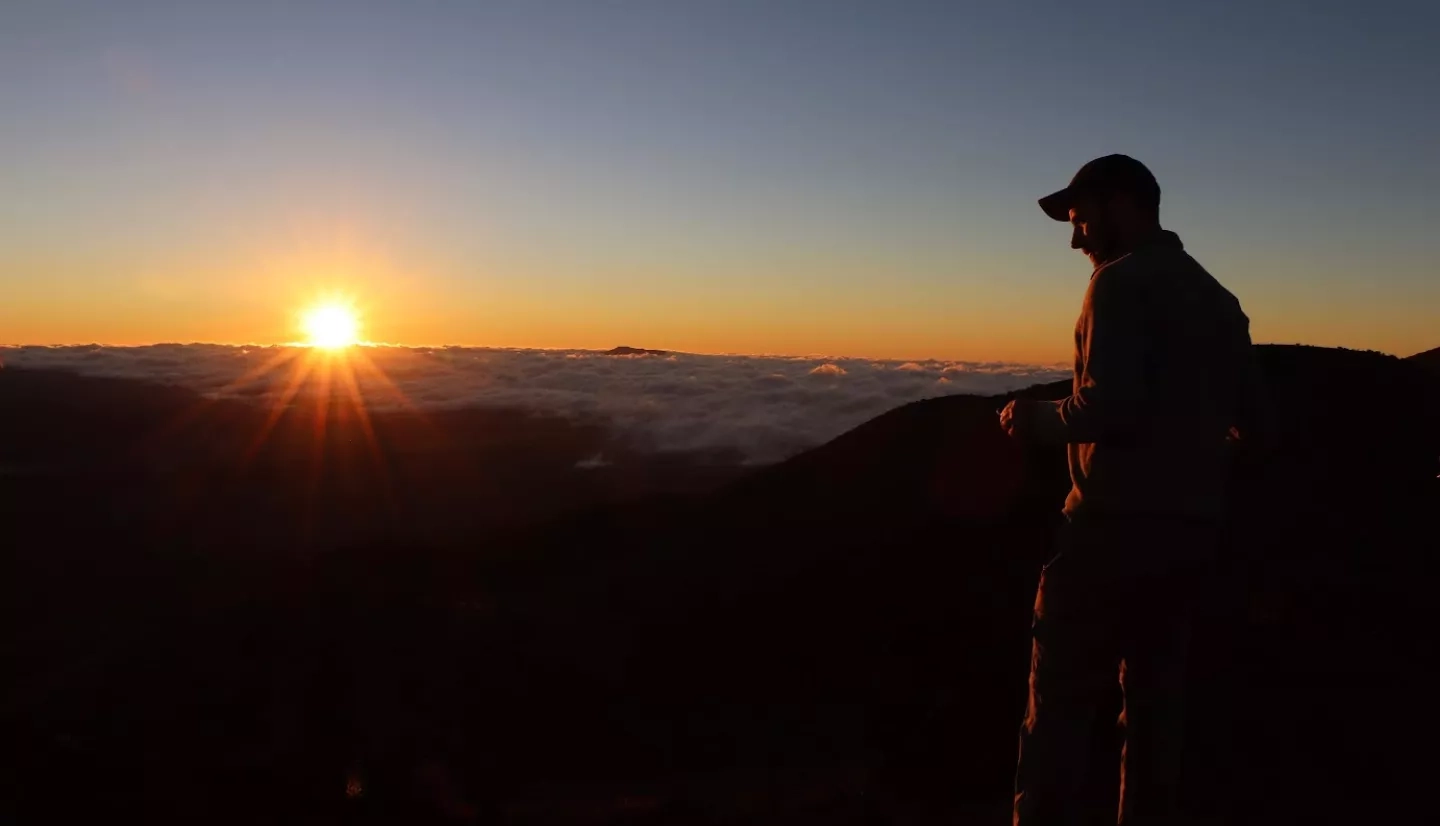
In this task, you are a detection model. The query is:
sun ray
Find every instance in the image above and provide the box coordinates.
[335,351,397,511]
[334,354,379,455]
[245,351,316,461]
[219,346,305,396]
[348,347,424,416]
[139,346,306,455]
[308,353,333,493]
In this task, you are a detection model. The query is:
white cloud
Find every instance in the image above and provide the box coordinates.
[1,345,1068,463]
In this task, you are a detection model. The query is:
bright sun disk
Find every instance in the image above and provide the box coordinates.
[301,303,361,349]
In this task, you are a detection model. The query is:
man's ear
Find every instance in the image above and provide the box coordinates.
[1109,192,1155,227]
[1102,192,1132,220]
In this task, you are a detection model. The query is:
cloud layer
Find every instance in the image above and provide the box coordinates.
[2,345,1067,463]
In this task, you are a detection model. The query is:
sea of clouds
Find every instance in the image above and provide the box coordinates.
[2,345,1068,463]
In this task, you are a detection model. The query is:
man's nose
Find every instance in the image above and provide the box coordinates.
[1070,225,1084,250]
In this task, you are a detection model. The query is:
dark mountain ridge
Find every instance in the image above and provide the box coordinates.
[1408,344,1440,372]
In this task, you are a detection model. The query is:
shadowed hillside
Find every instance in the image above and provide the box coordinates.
[0,367,744,554]
[4,345,1438,824]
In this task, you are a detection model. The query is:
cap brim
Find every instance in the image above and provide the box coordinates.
[1038,188,1073,222]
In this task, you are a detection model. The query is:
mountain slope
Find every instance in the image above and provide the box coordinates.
[4,344,1437,824]
[1408,344,1440,372]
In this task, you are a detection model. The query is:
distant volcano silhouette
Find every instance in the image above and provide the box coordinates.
[605,346,670,356]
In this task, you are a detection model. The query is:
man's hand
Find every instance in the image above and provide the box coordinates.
[998,399,1029,439]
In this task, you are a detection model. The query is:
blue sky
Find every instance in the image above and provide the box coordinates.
[2,0,1436,358]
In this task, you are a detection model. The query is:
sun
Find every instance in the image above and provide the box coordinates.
[301,303,361,349]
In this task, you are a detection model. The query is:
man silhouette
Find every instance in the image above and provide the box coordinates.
[1000,155,1262,825]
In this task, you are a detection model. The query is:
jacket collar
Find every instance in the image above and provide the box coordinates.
[1092,229,1183,274]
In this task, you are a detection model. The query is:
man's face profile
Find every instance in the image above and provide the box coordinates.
[1068,201,1113,268]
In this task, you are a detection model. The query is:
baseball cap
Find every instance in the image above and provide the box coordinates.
[1038,154,1161,222]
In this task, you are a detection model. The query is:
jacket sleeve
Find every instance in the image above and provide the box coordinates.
[1036,265,1149,444]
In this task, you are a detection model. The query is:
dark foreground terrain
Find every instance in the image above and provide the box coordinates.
[4,344,1438,824]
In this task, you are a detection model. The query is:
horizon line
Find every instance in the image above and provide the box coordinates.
[0,339,1089,367]
[3,339,1425,363]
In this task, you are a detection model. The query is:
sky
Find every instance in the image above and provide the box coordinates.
[2,0,1437,361]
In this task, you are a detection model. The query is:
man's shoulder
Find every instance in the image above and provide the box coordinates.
[1096,242,1245,328]
[1091,246,1215,307]
[1097,243,1200,280]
